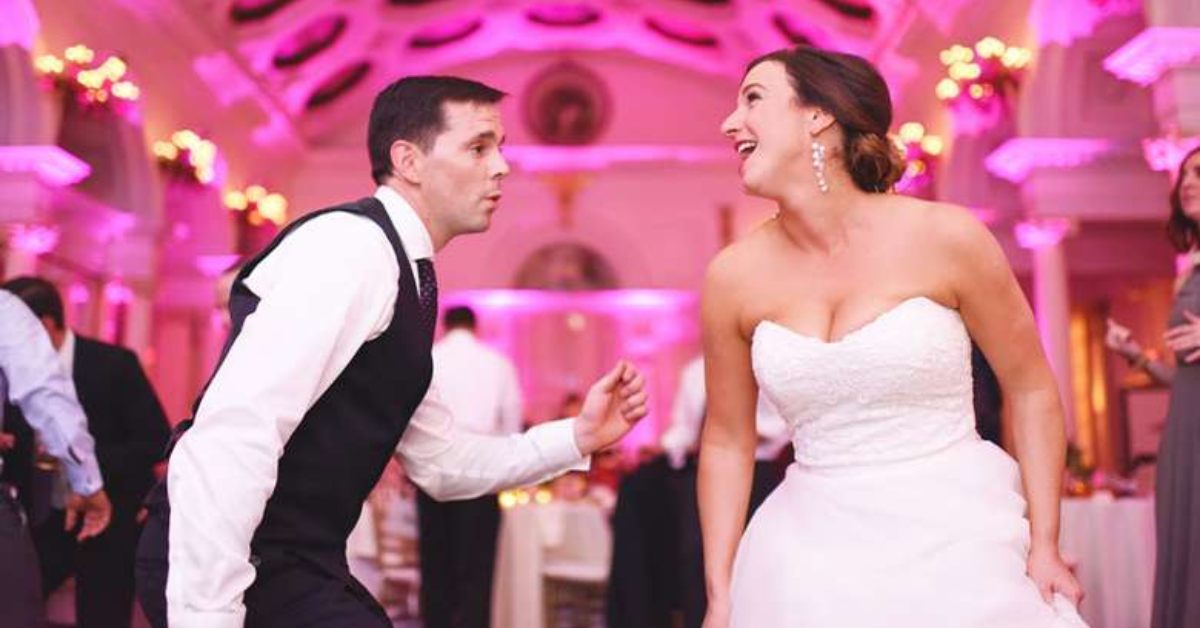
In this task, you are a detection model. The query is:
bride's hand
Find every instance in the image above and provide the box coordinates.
[1027,547,1083,607]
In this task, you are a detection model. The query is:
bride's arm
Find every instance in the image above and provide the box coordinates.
[938,205,1082,605]
[698,253,759,621]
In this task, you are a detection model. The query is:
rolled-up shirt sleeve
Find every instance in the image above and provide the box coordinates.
[397,380,589,501]
[165,215,397,628]
[0,292,102,496]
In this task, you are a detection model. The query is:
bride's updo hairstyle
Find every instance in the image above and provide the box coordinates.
[749,46,905,193]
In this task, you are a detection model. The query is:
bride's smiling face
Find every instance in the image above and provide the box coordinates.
[720,61,819,199]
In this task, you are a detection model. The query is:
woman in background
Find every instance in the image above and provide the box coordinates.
[1105,145,1200,628]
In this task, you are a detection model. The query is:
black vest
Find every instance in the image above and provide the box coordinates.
[171,196,433,574]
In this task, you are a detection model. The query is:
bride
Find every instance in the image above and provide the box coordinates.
[698,46,1087,627]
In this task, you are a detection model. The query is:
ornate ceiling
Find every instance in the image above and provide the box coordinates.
[32,0,1037,160]
[169,0,993,142]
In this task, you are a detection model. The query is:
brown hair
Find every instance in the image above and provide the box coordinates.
[748,46,904,193]
[368,75,506,184]
[1167,145,1200,253]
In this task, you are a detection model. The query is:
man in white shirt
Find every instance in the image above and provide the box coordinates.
[660,355,791,469]
[5,275,170,628]
[420,305,523,628]
[134,76,648,628]
[0,291,111,628]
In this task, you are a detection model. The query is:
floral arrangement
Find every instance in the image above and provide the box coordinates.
[224,185,288,227]
[34,44,140,116]
[936,37,1032,132]
[153,130,218,185]
[893,122,944,196]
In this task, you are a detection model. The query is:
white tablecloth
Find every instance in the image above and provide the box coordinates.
[491,501,611,628]
[1060,496,1156,628]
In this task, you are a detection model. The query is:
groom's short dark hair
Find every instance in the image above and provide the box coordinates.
[368,76,507,184]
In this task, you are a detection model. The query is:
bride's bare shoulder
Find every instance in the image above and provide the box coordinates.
[704,219,777,290]
[880,196,994,248]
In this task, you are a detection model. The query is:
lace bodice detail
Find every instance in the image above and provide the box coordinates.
[752,297,976,467]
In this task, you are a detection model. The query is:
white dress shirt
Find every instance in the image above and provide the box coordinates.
[660,356,791,469]
[0,293,102,495]
[47,331,79,507]
[431,329,523,436]
[166,186,588,628]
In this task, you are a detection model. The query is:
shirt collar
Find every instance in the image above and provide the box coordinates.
[374,186,435,262]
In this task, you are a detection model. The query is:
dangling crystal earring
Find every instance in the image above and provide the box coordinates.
[811,140,829,193]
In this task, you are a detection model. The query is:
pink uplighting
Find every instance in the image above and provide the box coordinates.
[0,0,38,50]
[1104,27,1200,86]
[443,289,697,316]
[504,144,730,173]
[985,138,1117,183]
[0,145,92,186]
[441,289,698,455]
[9,224,60,255]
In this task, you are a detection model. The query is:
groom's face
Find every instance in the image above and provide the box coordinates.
[421,101,510,238]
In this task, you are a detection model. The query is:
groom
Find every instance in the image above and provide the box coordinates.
[134,76,648,628]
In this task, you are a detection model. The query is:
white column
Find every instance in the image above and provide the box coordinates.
[106,232,157,353]
[1016,218,1076,437]
[125,286,154,357]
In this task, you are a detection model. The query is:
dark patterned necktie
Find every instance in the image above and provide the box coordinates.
[416,258,438,334]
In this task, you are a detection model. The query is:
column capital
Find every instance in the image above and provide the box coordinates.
[1144,131,1200,174]
[1104,27,1200,87]
[1015,217,1076,250]
[0,146,91,187]
[985,138,1124,184]
[7,222,59,255]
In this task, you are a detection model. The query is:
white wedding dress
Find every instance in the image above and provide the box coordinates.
[730,296,1088,627]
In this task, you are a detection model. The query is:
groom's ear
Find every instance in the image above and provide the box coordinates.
[390,139,423,185]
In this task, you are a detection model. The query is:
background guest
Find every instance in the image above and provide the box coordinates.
[1103,146,1200,628]
[3,276,170,628]
[418,305,524,628]
[0,290,111,628]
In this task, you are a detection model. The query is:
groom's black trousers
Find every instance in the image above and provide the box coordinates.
[135,497,391,628]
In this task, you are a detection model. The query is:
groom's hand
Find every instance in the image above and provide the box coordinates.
[573,360,648,455]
